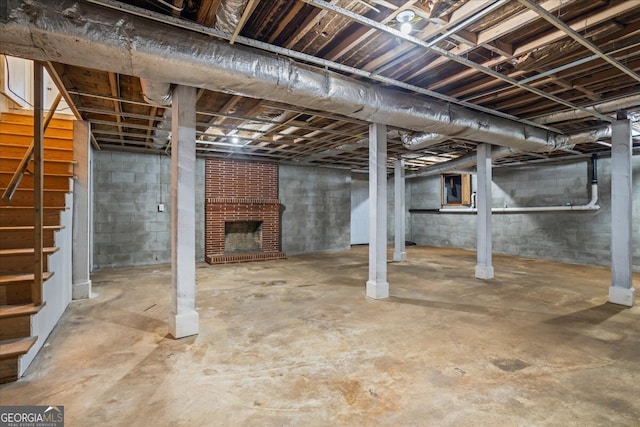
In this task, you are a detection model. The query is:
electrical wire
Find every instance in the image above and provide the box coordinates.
[3,55,34,107]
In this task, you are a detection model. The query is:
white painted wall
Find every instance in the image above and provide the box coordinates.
[19,190,73,375]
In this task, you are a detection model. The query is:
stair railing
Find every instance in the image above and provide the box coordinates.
[1,92,62,203]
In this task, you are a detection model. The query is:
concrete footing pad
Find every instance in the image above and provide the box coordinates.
[366,280,389,299]
[169,310,199,339]
[609,286,636,307]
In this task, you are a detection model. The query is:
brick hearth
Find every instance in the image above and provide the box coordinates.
[204,159,285,264]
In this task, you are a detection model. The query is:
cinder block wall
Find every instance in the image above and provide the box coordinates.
[279,165,351,254]
[408,157,640,270]
[93,151,205,268]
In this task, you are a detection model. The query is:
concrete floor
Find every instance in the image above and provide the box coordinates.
[1,246,639,426]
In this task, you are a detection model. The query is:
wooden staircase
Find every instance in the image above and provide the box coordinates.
[0,111,74,383]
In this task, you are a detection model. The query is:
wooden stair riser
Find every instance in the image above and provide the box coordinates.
[0,123,73,142]
[0,210,61,227]
[1,113,73,129]
[0,256,51,275]
[0,229,57,249]
[0,358,19,383]
[0,145,73,162]
[0,131,73,146]
[0,336,38,384]
[0,173,71,190]
[0,316,30,341]
[0,158,74,175]
[0,283,31,306]
[0,190,68,207]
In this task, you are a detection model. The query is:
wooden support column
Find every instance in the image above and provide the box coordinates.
[169,85,199,338]
[33,61,44,306]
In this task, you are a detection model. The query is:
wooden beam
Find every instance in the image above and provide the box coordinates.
[107,72,124,144]
[365,0,494,73]
[172,0,184,18]
[196,0,222,27]
[268,1,304,44]
[404,0,582,83]
[145,106,158,148]
[284,1,339,49]
[230,0,260,45]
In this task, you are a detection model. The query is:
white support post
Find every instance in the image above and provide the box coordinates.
[393,158,406,262]
[366,123,389,299]
[33,62,44,306]
[169,85,199,338]
[475,143,494,280]
[609,113,635,307]
[72,120,92,299]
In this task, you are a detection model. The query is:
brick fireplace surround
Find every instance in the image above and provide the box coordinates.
[204,159,286,264]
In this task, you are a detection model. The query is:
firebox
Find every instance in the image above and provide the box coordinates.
[225,221,263,254]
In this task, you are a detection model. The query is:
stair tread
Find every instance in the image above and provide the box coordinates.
[0,272,54,284]
[0,225,64,231]
[0,144,73,152]
[0,171,73,176]
[0,155,76,164]
[0,247,59,256]
[0,336,38,359]
[0,303,43,319]
[0,206,68,210]
[1,188,70,193]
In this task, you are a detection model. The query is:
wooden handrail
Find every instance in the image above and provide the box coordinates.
[1,92,62,202]
[33,62,45,307]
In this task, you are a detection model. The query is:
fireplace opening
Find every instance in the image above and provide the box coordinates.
[225,221,263,254]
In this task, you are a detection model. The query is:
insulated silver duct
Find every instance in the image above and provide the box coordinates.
[533,95,640,125]
[140,79,172,106]
[406,127,611,179]
[401,132,451,149]
[215,0,249,34]
[406,147,517,179]
[139,79,173,148]
[567,126,611,145]
[1,0,567,152]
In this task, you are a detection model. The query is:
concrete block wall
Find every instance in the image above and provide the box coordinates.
[408,156,640,270]
[279,165,351,254]
[93,151,205,268]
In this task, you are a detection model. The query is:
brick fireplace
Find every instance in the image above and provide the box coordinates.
[204,159,285,264]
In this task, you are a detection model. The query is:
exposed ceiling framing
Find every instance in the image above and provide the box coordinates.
[3,0,640,171]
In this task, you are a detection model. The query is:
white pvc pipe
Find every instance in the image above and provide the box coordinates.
[439,184,600,213]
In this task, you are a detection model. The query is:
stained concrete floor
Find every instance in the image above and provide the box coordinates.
[1,246,639,426]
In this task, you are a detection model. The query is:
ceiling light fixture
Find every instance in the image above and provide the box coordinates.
[396,10,415,35]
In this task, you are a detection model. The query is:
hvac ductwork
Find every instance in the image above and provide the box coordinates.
[406,147,517,179]
[534,95,640,125]
[401,132,451,150]
[405,126,611,178]
[140,79,172,106]
[215,0,249,34]
[1,0,568,153]
[139,79,172,148]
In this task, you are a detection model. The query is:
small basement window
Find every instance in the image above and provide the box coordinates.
[441,173,472,206]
